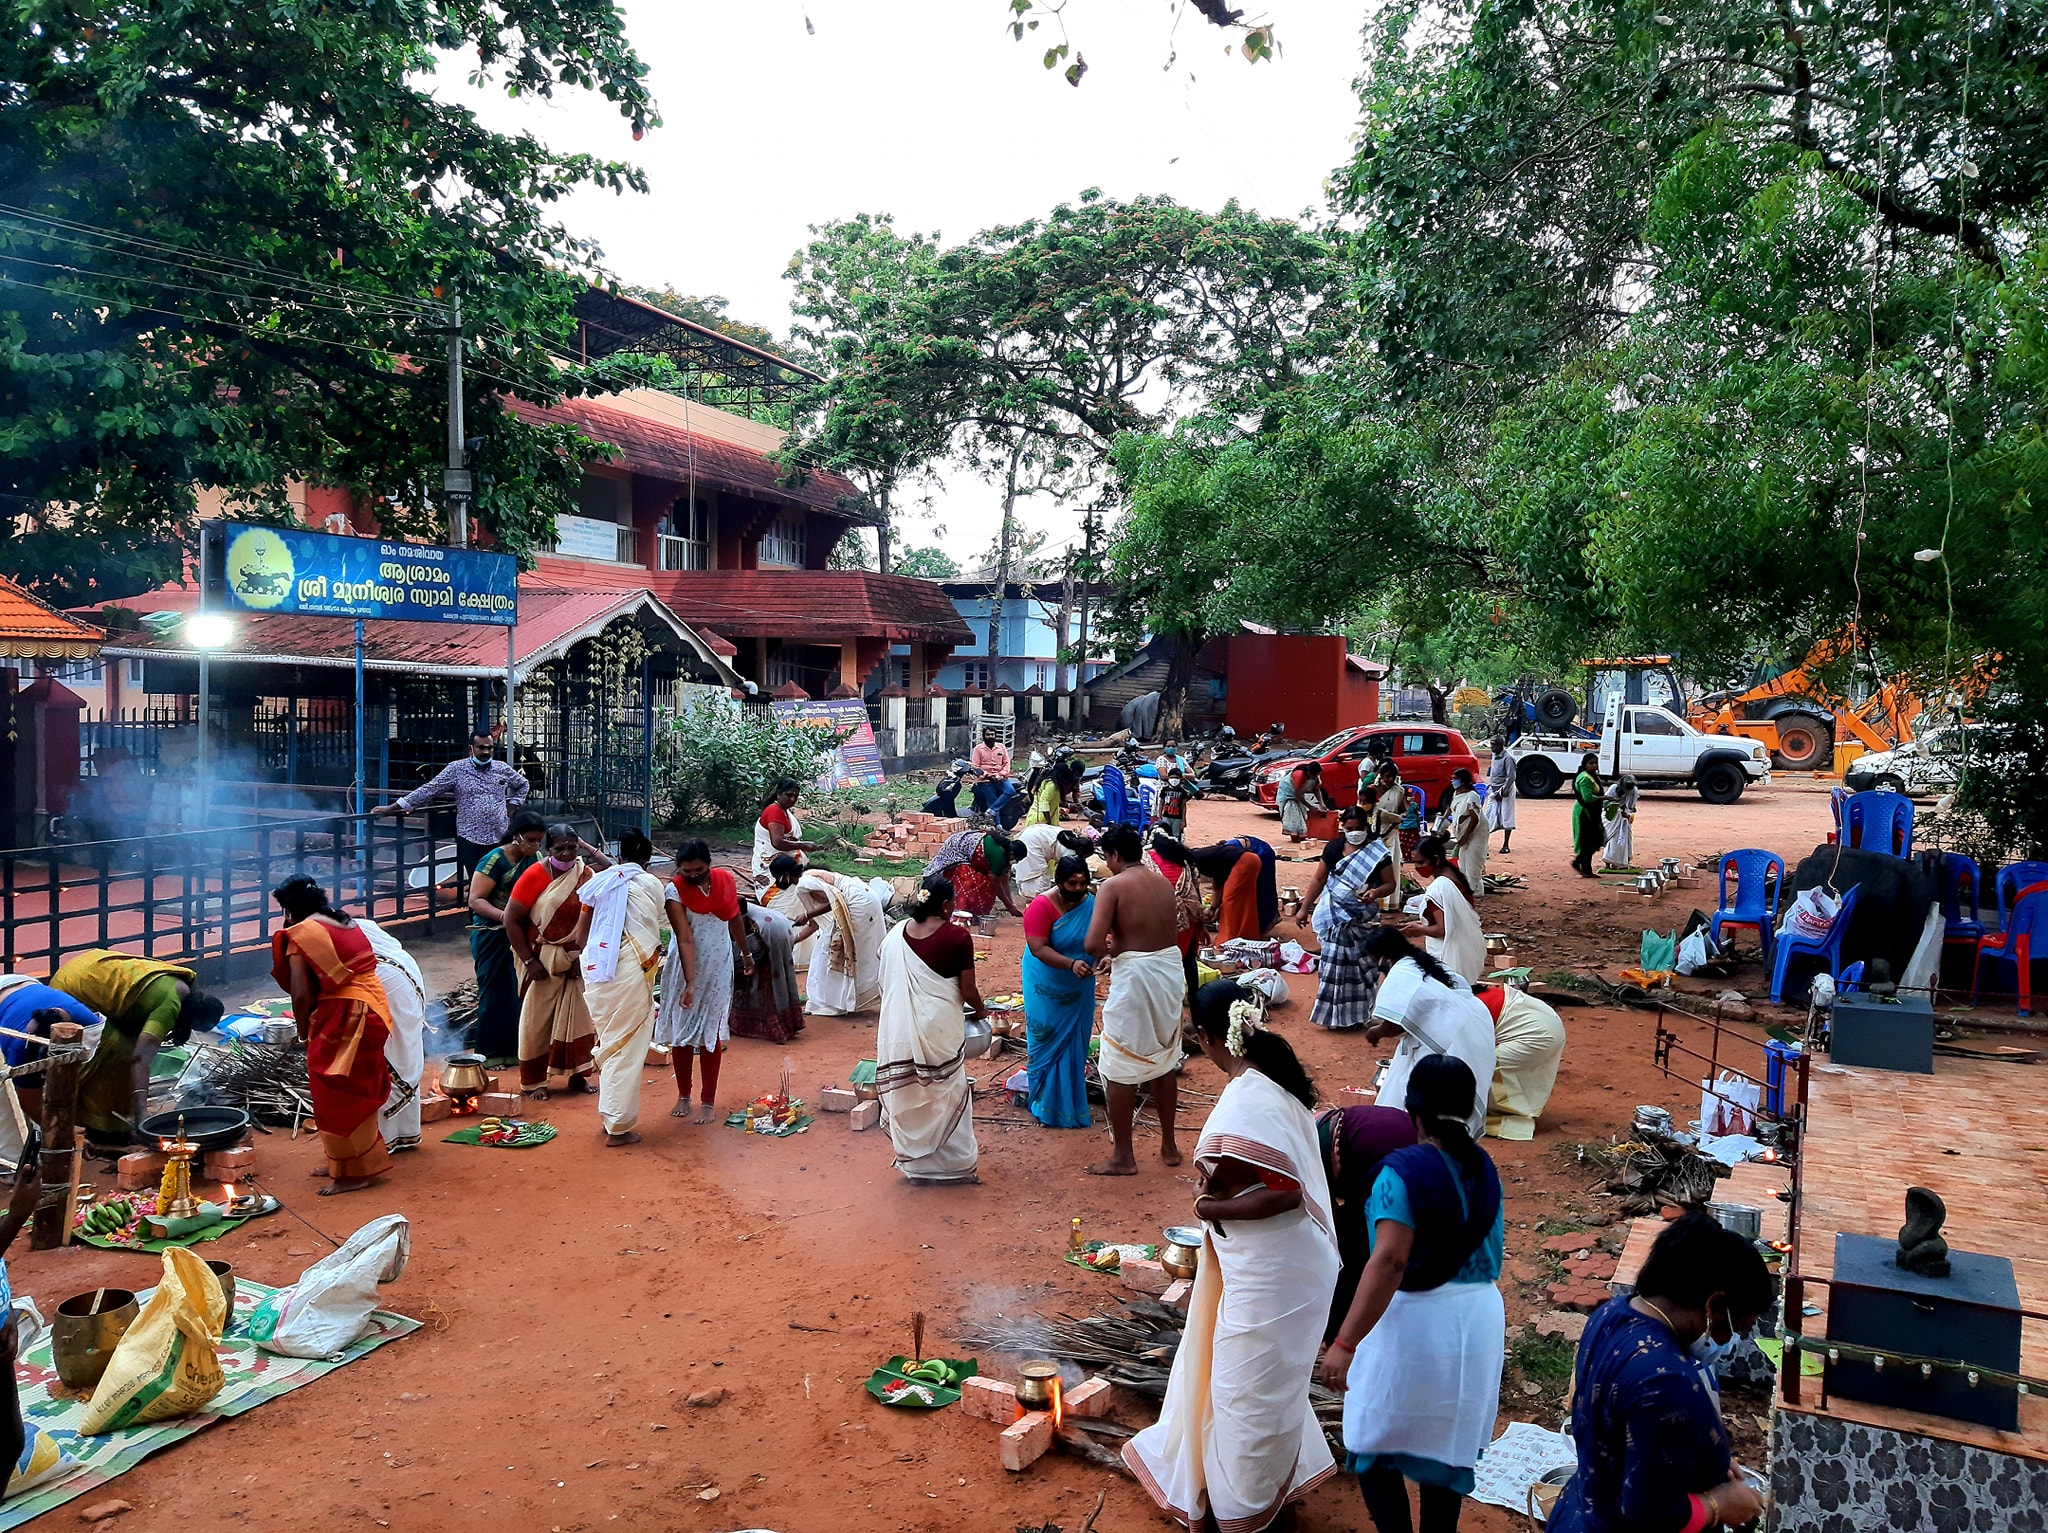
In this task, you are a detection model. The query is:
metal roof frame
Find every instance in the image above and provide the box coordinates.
[570,290,821,409]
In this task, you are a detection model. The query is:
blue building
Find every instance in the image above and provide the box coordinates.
[885,576,1110,695]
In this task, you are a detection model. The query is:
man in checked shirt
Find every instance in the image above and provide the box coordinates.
[375,729,531,885]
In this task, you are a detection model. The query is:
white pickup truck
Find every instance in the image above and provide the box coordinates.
[1511,701,1773,804]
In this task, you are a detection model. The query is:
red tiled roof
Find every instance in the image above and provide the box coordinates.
[99,587,739,683]
[506,395,870,519]
[0,575,104,658]
[645,569,971,645]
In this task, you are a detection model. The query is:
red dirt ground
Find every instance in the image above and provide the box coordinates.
[8,778,1847,1532]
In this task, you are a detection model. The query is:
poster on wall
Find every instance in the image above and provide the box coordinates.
[772,698,886,789]
[204,521,518,626]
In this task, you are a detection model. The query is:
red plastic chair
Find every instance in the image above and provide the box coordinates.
[1974,880,2048,1017]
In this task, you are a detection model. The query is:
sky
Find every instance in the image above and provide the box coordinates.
[454,1,1368,567]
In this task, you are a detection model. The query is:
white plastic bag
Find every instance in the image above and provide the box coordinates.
[1239,967,1292,1007]
[1780,886,1839,941]
[247,1214,409,1359]
[1675,929,1713,976]
[1700,1073,1760,1136]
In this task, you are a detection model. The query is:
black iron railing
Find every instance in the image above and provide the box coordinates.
[0,808,463,979]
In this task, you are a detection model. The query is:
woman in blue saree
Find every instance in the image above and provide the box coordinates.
[1021,855,1097,1128]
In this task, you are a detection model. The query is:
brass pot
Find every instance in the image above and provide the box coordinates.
[53,1289,139,1391]
[1014,1360,1060,1410]
[205,1260,237,1325]
[440,1054,490,1094]
[1161,1226,1203,1281]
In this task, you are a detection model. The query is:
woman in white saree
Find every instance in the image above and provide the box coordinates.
[579,831,691,1147]
[1400,836,1488,984]
[355,917,426,1154]
[763,856,888,1015]
[1364,930,1497,1140]
[1126,980,1341,1532]
[874,875,986,1184]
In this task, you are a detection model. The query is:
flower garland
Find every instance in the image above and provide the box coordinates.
[1225,996,1266,1057]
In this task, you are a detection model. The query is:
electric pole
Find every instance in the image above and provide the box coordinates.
[1069,509,1097,726]
[445,297,472,547]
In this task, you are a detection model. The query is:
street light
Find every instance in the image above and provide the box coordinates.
[186,611,237,817]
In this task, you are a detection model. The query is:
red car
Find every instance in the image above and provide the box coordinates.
[1254,723,1483,815]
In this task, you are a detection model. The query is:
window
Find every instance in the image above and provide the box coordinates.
[661,496,714,571]
[759,513,808,568]
[1399,733,1427,755]
[1419,732,1452,754]
[126,658,146,687]
[40,658,102,685]
[959,662,991,691]
[576,471,628,523]
[1629,709,1683,737]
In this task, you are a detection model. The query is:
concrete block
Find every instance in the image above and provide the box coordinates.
[418,1092,453,1124]
[1120,1257,1173,1296]
[818,1086,857,1114]
[999,1410,1054,1472]
[117,1151,168,1191]
[480,1092,521,1118]
[849,1100,881,1132]
[961,1375,1023,1425]
[1064,1377,1113,1420]
[1161,1279,1193,1314]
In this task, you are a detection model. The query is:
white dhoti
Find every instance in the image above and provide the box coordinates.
[1126,1071,1341,1531]
[875,924,979,1182]
[1372,960,1497,1138]
[1342,1280,1506,1473]
[358,919,425,1152]
[1098,944,1186,1086]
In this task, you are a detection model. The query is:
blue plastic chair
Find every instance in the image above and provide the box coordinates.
[1709,849,1785,968]
[1940,853,1985,947]
[1838,961,1865,993]
[1770,884,1863,1005]
[1994,861,2048,934]
[1975,883,2048,1017]
[1842,791,1915,856]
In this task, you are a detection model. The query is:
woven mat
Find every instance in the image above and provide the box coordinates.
[0,1279,417,1529]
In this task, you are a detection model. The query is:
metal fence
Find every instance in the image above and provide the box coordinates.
[1,808,467,979]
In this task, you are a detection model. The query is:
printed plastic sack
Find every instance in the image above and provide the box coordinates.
[247,1214,409,1359]
[1701,1072,1761,1136]
[1239,967,1292,1008]
[1639,929,1677,974]
[7,1426,73,1495]
[1781,885,1840,941]
[80,1248,227,1434]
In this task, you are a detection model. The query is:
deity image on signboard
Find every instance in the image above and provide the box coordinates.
[226,527,296,609]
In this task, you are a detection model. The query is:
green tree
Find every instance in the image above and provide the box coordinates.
[893,545,962,580]
[0,0,656,605]
[783,214,959,573]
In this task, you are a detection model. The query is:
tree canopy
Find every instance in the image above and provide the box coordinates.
[0,0,658,604]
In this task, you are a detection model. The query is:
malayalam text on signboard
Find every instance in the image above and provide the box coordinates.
[210,521,518,626]
[771,698,886,789]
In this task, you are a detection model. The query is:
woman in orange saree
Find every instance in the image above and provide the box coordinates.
[271,877,394,1195]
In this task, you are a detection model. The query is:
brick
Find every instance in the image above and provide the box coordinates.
[818,1086,856,1114]
[1063,1377,1113,1420]
[999,1410,1054,1472]
[1563,1255,1617,1280]
[117,1151,167,1191]
[204,1146,256,1180]
[418,1092,453,1124]
[1541,1233,1592,1255]
[849,1100,881,1132]
[1120,1257,1172,1296]
[961,1375,1024,1426]
[480,1092,521,1118]
[1161,1279,1193,1314]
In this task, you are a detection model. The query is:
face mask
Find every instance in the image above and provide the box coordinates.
[546,854,574,871]
[472,754,492,768]
[1345,829,1371,845]
[1689,1330,1739,1369]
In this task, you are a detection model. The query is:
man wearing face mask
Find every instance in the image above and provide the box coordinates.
[1550,1212,1775,1533]
[376,728,530,887]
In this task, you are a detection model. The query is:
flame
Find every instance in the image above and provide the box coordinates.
[1768,1238,1793,1253]
[221,1184,236,1204]
[1049,1375,1063,1430]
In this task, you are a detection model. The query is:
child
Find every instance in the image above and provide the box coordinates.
[1156,769,1190,842]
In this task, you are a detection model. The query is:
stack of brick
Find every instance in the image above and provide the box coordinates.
[863,814,969,859]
